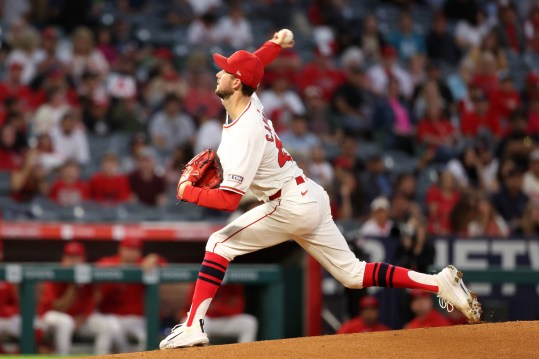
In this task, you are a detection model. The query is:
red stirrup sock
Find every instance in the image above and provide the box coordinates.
[185,252,229,327]
[362,262,438,293]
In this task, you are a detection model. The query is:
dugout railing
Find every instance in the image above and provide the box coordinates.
[0,264,301,354]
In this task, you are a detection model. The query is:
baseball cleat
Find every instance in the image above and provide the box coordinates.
[160,319,209,349]
[436,265,482,323]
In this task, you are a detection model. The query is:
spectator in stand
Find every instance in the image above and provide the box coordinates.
[0,124,23,171]
[467,195,509,237]
[5,26,41,85]
[360,153,392,211]
[61,26,109,82]
[38,242,123,355]
[11,148,49,202]
[215,4,253,50]
[187,11,221,47]
[372,77,415,153]
[460,88,502,139]
[447,146,481,189]
[470,52,501,97]
[32,86,71,136]
[466,31,508,74]
[387,11,426,62]
[108,95,146,133]
[359,197,393,237]
[413,79,446,121]
[182,283,258,343]
[476,139,500,194]
[165,144,191,186]
[88,152,131,204]
[337,296,390,334]
[447,60,474,104]
[525,5,539,52]
[304,86,333,141]
[96,238,165,352]
[144,57,188,110]
[165,0,195,26]
[489,74,521,121]
[95,26,118,65]
[523,149,539,202]
[413,62,454,117]
[194,112,222,154]
[527,97,539,136]
[426,12,461,66]
[183,70,222,119]
[128,147,167,207]
[279,114,319,159]
[296,48,346,101]
[521,71,539,111]
[149,94,195,152]
[260,72,305,133]
[493,2,525,53]
[367,46,413,98]
[0,62,34,112]
[522,201,539,235]
[78,72,110,136]
[426,170,460,235]
[359,15,386,62]
[0,240,19,350]
[5,111,29,152]
[492,168,529,234]
[404,290,451,329]
[49,160,88,206]
[331,64,371,134]
[497,110,538,170]
[308,146,334,190]
[333,168,363,220]
[416,101,457,161]
[454,8,492,51]
[49,112,90,166]
[121,133,149,173]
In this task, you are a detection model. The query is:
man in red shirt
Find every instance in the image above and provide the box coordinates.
[88,152,131,204]
[49,159,89,206]
[460,89,503,138]
[404,290,451,329]
[0,240,20,351]
[38,242,123,355]
[489,75,521,120]
[96,237,164,351]
[0,62,34,112]
[181,284,258,343]
[337,296,391,334]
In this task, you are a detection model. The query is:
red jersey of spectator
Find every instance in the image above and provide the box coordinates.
[471,74,499,96]
[296,57,345,101]
[88,173,131,203]
[0,84,34,112]
[0,149,22,171]
[49,180,89,206]
[416,118,455,145]
[0,282,18,317]
[184,284,246,318]
[460,108,502,138]
[37,283,95,318]
[426,185,460,234]
[337,318,390,334]
[405,309,451,329]
[489,87,521,120]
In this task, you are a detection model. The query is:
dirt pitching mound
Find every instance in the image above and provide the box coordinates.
[84,321,538,359]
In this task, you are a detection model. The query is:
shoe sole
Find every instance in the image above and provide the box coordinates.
[161,334,209,349]
[443,265,483,323]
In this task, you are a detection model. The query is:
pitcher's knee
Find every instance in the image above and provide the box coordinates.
[206,234,235,262]
[336,272,363,289]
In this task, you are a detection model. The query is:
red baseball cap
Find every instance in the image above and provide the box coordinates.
[213,50,264,89]
[64,242,86,257]
[410,289,431,299]
[120,237,143,250]
[360,296,379,309]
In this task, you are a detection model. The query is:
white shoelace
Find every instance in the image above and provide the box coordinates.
[438,297,454,312]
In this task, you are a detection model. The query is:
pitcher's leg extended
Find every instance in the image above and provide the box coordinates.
[296,217,482,323]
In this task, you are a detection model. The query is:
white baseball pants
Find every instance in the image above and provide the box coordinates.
[42,311,123,355]
[0,315,20,338]
[207,177,366,289]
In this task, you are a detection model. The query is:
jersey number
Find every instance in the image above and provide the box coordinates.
[275,136,292,167]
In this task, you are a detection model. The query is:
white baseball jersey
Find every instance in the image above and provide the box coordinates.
[217,93,303,202]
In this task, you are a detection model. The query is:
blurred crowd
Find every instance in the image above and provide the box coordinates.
[2,0,539,238]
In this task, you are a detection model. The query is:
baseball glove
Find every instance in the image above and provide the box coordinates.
[178,148,222,190]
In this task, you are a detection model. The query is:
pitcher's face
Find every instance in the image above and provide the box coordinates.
[215,70,235,99]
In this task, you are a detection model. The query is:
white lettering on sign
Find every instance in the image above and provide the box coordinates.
[454,240,489,269]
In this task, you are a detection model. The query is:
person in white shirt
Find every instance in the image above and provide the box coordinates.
[49,112,90,166]
[359,197,394,237]
[194,113,222,154]
[308,146,334,190]
[259,74,305,131]
[278,114,319,158]
[215,5,253,50]
[149,94,195,152]
[6,26,41,85]
[523,149,539,202]
[187,12,221,47]
[32,87,71,136]
[367,46,413,98]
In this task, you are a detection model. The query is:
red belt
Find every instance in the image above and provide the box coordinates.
[269,176,305,201]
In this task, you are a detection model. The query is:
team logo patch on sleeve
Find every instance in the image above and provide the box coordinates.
[227,174,244,184]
